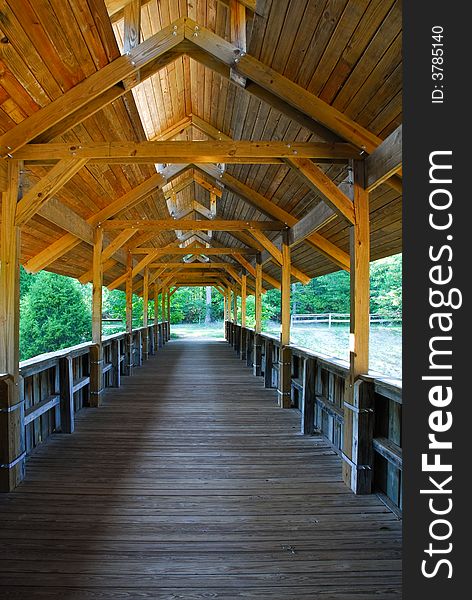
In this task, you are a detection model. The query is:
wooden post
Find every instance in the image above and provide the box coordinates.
[166,288,171,339]
[255,256,262,334]
[240,274,247,359]
[233,287,238,325]
[153,282,159,352]
[342,160,373,494]
[90,227,103,407]
[0,161,25,492]
[160,285,166,344]
[124,252,133,375]
[111,339,121,387]
[278,231,292,408]
[241,273,247,327]
[59,356,75,432]
[142,267,149,360]
[264,340,274,388]
[302,358,316,434]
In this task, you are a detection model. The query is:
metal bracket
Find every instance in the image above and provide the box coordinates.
[343,400,374,414]
[0,452,26,469]
[341,452,372,471]
[0,400,24,413]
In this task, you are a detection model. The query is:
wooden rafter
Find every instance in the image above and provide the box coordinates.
[287,158,355,224]
[0,20,187,157]
[249,230,310,285]
[102,219,284,231]
[15,159,87,227]
[133,247,256,256]
[365,125,402,192]
[23,171,171,273]
[196,164,349,270]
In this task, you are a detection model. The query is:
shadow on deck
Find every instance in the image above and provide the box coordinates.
[0,339,402,599]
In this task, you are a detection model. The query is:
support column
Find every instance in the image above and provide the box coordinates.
[90,227,104,407]
[166,288,171,339]
[253,257,263,376]
[233,287,238,325]
[124,252,133,375]
[342,161,373,494]
[160,285,166,345]
[241,273,247,328]
[153,282,159,352]
[240,273,247,360]
[255,256,262,334]
[142,267,149,360]
[278,231,292,408]
[0,161,25,492]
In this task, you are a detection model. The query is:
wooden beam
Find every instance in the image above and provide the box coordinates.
[193,171,223,197]
[15,159,87,226]
[124,253,133,375]
[241,273,247,328]
[24,172,167,273]
[142,267,149,359]
[278,231,292,409]
[133,246,256,256]
[280,232,291,347]
[233,253,281,290]
[0,20,185,156]
[250,230,310,284]
[151,116,192,141]
[230,0,247,52]
[0,160,25,491]
[287,158,355,224]
[184,19,381,152]
[343,161,372,495]
[37,197,94,245]
[15,141,359,163]
[205,169,348,269]
[123,0,142,54]
[254,256,262,333]
[90,227,104,407]
[190,114,233,141]
[104,219,284,231]
[365,125,402,192]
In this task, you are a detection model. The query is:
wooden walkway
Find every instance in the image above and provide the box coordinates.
[0,339,402,599]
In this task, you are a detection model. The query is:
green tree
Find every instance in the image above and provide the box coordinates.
[20,272,91,360]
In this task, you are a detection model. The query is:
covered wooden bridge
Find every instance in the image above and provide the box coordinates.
[0,0,402,597]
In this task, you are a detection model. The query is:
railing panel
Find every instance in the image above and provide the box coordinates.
[226,322,402,511]
[17,323,169,459]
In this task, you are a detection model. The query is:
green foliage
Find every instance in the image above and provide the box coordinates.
[20,272,91,361]
[20,266,35,299]
[17,254,402,361]
[101,288,144,328]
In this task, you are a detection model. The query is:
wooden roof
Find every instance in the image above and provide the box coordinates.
[0,0,402,291]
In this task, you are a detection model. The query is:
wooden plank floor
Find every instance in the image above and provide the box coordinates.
[0,339,402,599]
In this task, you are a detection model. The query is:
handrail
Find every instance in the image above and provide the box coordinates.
[226,321,402,513]
[16,321,170,461]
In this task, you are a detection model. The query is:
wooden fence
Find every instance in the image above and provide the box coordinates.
[226,321,402,513]
[16,322,169,456]
[291,313,402,326]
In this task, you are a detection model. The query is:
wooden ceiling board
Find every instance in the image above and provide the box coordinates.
[1,0,402,285]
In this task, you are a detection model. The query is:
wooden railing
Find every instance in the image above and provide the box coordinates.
[226,321,402,513]
[18,321,170,455]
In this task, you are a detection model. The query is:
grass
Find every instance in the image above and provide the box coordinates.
[171,321,402,379]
